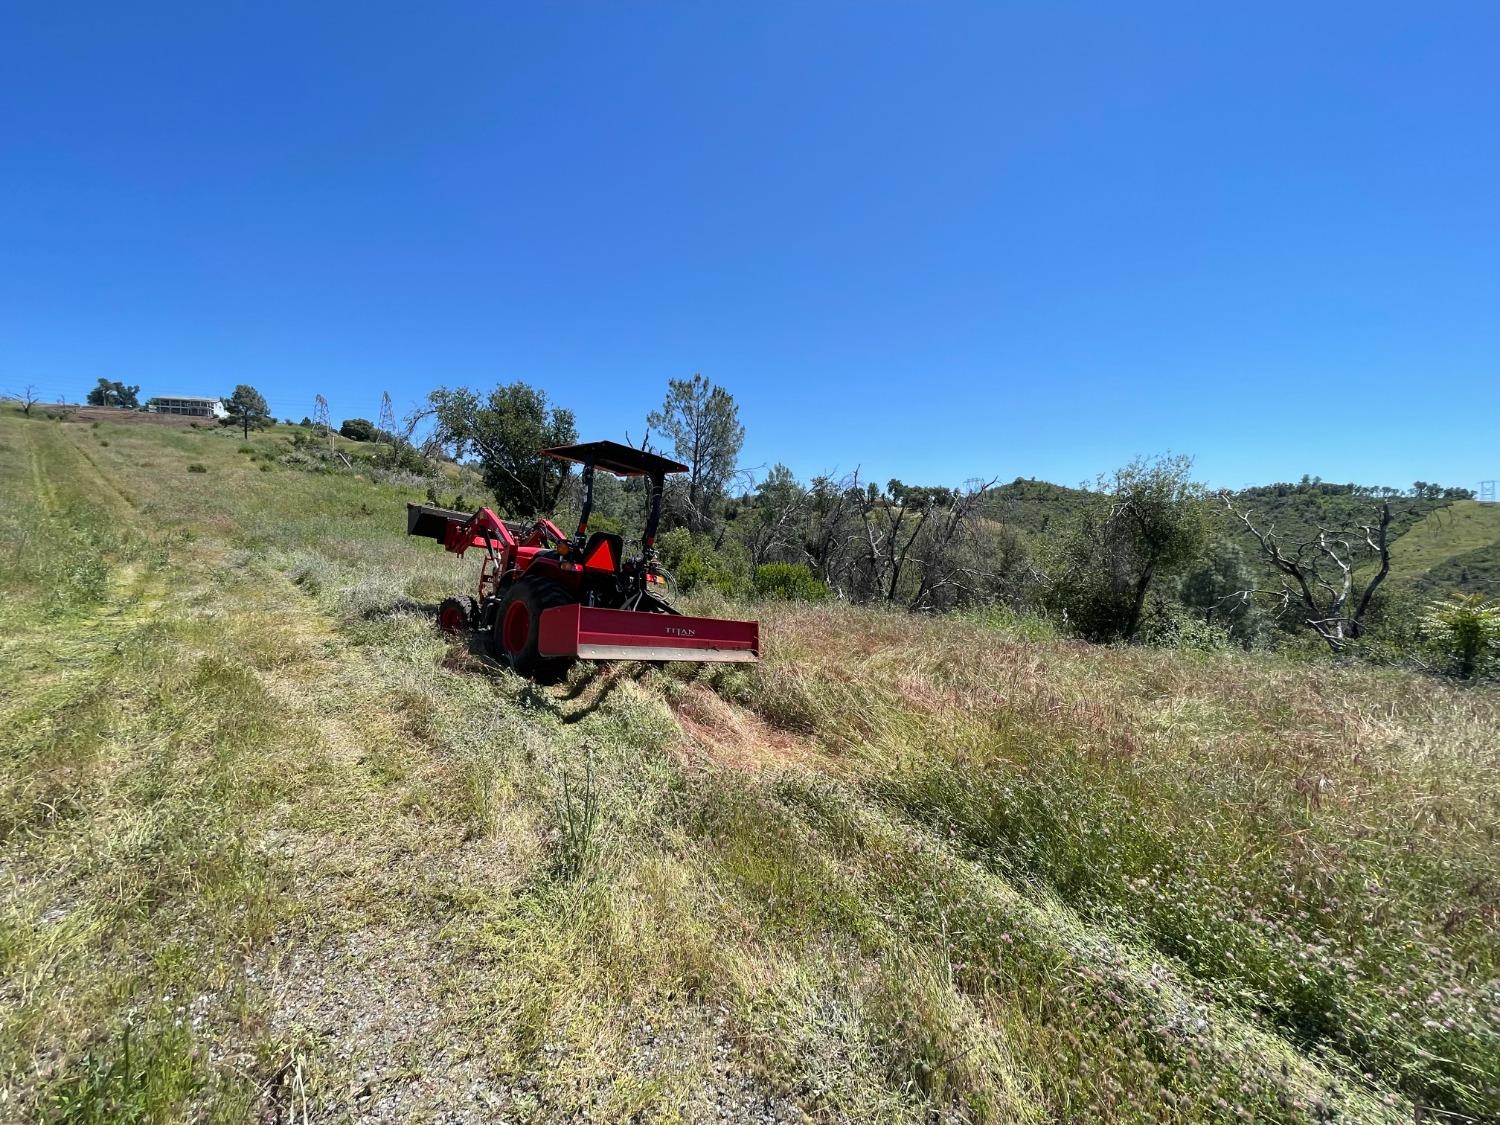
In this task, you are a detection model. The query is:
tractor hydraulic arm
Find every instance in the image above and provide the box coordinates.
[407,503,569,556]
[448,507,516,555]
[407,503,517,555]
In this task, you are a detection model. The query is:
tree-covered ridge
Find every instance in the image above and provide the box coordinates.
[399,369,1494,671]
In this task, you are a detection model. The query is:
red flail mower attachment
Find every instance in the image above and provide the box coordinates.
[407,440,759,682]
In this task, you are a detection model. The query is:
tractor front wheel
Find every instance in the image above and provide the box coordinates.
[490,578,575,684]
[437,595,477,634]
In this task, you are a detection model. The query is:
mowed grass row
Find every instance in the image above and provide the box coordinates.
[0,419,304,1120]
[2,412,1496,1122]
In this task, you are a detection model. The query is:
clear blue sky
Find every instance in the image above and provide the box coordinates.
[4,3,1497,491]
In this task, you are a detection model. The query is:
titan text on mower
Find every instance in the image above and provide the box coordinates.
[406,440,760,683]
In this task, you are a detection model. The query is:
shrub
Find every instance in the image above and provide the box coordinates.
[339,417,379,442]
[1138,596,1234,652]
[187,463,207,474]
[964,605,1061,643]
[1423,594,1500,679]
[1356,590,1431,668]
[372,441,429,474]
[656,527,747,596]
[676,551,744,597]
[753,562,829,601]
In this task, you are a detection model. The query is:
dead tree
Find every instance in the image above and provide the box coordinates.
[743,473,808,567]
[5,385,40,416]
[844,477,998,609]
[802,473,865,596]
[1222,494,1394,652]
[856,483,932,603]
[904,481,999,610]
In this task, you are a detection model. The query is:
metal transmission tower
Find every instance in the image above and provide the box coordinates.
[378,391,398,447]
[312,394,351,467]
[1481,480,1497,504]
[312,394,334,454]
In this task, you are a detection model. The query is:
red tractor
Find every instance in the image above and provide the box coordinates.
[407,440,759,683]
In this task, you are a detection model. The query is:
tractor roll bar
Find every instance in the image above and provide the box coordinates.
[576,464,664,556]
[643,474,665,555]
[576,463,595,540]
[540,440,685,558]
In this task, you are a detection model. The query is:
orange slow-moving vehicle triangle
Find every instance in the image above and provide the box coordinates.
[584,538,616,571]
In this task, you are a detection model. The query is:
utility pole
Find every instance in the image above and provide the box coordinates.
[1481,480,1497,504]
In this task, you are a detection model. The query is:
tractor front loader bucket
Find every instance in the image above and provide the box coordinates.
[538,604,760,664]
[407,503,471,541]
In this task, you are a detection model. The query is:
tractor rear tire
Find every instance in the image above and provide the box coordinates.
[492,577,575,685]
[437,595,477,634]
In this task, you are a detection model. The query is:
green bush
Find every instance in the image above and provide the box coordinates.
[339,417,379,442]
[656,527,746,596]
[586,514,624,536]
[753,562,829,601]
[1138,596,1235,652]
[1423,594,1500,679]
[372,441,429,474]
[1356,590,1430,668]
[187,464,207,474]
[963,605,1061,643]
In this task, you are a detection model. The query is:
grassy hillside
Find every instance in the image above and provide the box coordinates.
[981,478,1094,536]
[981,478,1500,604]
[2,412,1497,1123]
[1375,500,1500,599]
[1224,486,1445,547]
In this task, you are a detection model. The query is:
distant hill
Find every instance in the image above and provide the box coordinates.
[980,475,1500,600]
[980,477,1093,535]
[1222,483,1444,547]
[1370,500,1500,599]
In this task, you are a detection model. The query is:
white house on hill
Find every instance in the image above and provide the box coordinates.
[148,395,228,419]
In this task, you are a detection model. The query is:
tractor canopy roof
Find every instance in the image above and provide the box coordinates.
[541,440,688,478]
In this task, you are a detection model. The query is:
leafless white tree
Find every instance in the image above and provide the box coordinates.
[4,384,41,416]
[1222,493,1394,651]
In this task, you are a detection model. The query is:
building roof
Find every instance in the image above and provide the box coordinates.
[151,395,221,402]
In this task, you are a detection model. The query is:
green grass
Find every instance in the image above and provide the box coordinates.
[2,410,1496,1122]
[1372,500,1500,598]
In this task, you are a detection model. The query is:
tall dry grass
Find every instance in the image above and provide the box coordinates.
[3,411,1495,1122]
